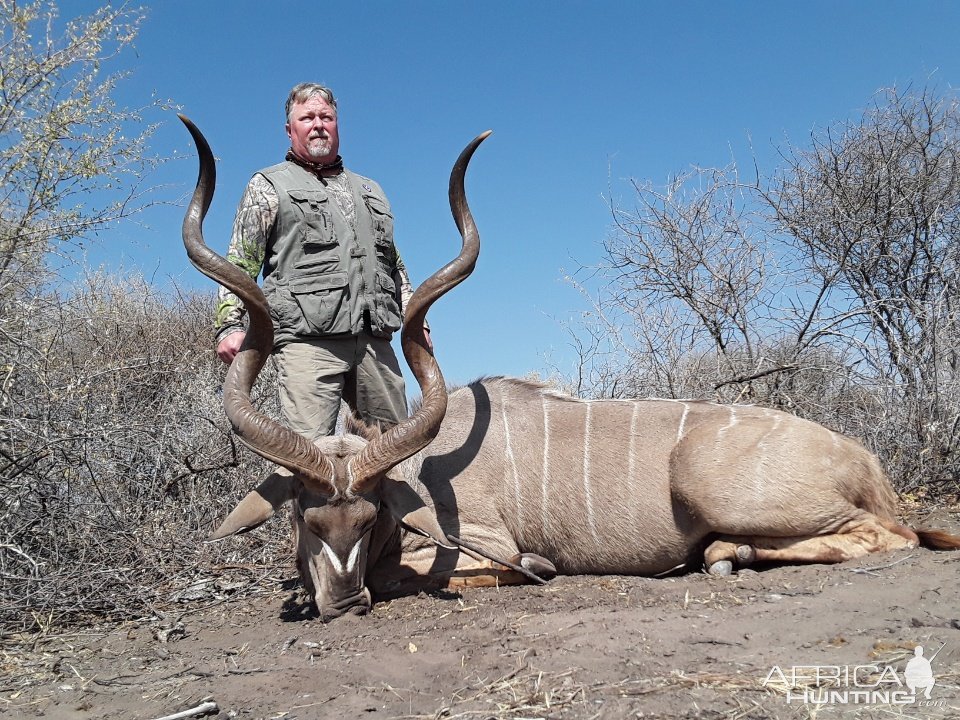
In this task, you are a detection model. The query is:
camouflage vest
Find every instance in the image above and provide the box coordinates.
[258,162,402,347]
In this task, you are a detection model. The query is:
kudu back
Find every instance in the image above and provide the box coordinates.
[181,117,959,620]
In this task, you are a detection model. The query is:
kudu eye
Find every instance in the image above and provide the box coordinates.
[359,518,377,537]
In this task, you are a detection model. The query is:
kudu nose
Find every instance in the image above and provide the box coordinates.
[318,586,372,622]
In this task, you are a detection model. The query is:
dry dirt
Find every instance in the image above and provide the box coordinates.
[3,510,959,720]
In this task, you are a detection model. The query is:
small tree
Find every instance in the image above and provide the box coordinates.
[585,166,787,403]
[575,86,960,495]
[766,87,960,489]
[0,1,227,633]
[0,0,163,288]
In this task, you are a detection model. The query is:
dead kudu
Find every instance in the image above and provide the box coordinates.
[180,116,960,621]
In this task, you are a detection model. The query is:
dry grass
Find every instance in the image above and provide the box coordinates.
[0,273,289,635]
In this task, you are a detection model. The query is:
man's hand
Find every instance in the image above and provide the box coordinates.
[216,331,246,364]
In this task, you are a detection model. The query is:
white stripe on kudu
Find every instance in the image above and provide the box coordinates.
[541,396,551,533]
[677,402,690,442]
[321,538,363,576]
[501,400,521,521]
[582,402,600,544]
[628,401,639,515]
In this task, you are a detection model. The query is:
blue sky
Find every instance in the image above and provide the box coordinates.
[64,0,960,387]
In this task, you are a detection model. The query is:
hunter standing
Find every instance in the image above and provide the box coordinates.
[214,82,416,438]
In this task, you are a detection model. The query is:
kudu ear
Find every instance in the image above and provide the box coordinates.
[380,477,455,550]
[209,468,295,541]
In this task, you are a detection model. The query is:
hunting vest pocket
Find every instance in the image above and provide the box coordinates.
[266,286,301,332]
[362,192,394,246]
[297,238,340,271]
[374,270,402,334]
[288,189,334,244]
[289,271,351,335]
[373,237,397,274]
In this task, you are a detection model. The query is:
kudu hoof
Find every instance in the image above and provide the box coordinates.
[707,560,734,576]
[517,553,558,580]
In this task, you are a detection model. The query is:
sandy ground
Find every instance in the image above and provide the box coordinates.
[3,510,959,720]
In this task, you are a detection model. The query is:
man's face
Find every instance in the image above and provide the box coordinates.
[286,95,339,163]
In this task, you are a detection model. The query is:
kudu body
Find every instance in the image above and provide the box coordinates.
[181,117,960,620]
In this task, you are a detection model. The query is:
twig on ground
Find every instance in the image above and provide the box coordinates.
[847,553,915,575]
[147,700,219,720]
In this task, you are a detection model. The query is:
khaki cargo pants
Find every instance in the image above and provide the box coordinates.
[273,333,408,441]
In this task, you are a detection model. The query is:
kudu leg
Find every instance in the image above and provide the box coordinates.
[443,553,557,589]
[369,547,556,598]
[704,540,756,575]
[704,514,920,575]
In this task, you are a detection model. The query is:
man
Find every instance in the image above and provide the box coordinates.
[214,82,418,440]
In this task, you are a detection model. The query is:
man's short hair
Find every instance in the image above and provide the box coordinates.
[285,83,337,120]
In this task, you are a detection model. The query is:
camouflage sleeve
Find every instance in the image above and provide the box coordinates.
[394,251,429,331]
[395,252,414,316]
[214,174,278,344]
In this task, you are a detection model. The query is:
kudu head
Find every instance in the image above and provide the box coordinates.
[179,115,489,620]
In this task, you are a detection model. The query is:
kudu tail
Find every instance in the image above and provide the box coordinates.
[915,528,960,550]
